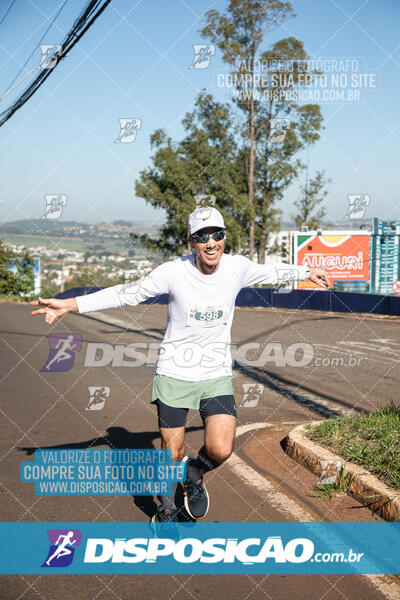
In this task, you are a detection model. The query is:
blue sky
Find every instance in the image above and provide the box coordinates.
[0,0,399,228]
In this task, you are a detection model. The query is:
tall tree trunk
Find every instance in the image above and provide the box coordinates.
[258,223,266,264]
[258,191,270,264]
[248,47,256,261]
[248,108,255,261]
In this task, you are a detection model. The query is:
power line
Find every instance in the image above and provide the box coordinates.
[3,0,69,96]
[0,0,112,128]
[0,0,16,28]
[1,62,44,102]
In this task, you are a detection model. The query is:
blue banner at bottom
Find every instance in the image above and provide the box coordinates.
[1,522,399,574]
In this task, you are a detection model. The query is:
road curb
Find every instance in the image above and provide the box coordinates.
[283,422,400,522]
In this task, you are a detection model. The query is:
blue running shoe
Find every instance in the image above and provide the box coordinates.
[182,456,210,520]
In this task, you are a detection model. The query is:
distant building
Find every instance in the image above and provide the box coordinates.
[264,231,290,263]
[369,219,400,294]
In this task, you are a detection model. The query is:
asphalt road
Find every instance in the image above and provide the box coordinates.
[1,302,399,600]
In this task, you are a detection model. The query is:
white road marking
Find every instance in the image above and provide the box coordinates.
[236,423,272,436]
[227,452,315,522]
[232,422,400,599]
[314,340,400,365]
[231,422,315,522]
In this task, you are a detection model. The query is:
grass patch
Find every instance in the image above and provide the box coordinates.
[306,403,400,491]
[311,463,355,500]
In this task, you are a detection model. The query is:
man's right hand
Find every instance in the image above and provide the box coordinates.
[30,297,78,324]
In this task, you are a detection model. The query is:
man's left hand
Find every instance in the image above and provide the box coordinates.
[308,267,330,288]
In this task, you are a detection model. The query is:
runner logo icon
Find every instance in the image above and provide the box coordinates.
[194,194,216,208]
[42,529,82,567]
[86,386,110,410]
[41,334,82,372]
[345,194,370,219]
[189,44,215,69]
[240,383,264,407]
[39,44,61,69]
[268,118,291,143]
[114,118,142,143]
[42,194,67,219]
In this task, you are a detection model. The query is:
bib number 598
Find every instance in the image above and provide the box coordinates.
[196,310,221,321]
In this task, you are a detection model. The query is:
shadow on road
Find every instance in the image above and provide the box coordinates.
[234,362,363,417]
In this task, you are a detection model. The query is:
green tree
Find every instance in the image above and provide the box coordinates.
[201,0,294,260]
[201,1,324,263]
[253,37,323,262]
[0,240,34,295]
[136,1,326,261]
[293,170,329,229]
[135,92,248,257]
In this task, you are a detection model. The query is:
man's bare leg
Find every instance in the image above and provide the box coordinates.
[184,414,236,519]
[158,426,185,512]
[187,414,236,482]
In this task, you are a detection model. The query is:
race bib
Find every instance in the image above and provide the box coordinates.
[186,304,229,327]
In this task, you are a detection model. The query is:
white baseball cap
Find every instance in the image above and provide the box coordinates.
[188,206,225,235]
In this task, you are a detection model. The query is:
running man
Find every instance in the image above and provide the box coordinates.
[31,207,329,522]
[44,334,78,371]
[87,386,108,410]
[45,531,77,566]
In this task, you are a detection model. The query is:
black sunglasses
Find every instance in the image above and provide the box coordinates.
[190,229,226,244]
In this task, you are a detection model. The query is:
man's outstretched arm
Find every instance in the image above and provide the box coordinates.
[237,257,330,289]
[30,262,171,324]
[307,267,330,288]
[30,296,78,324]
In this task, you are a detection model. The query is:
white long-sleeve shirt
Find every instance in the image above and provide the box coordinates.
[76,253,309,381]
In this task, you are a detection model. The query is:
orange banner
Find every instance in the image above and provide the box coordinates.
[295,233,370,289]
